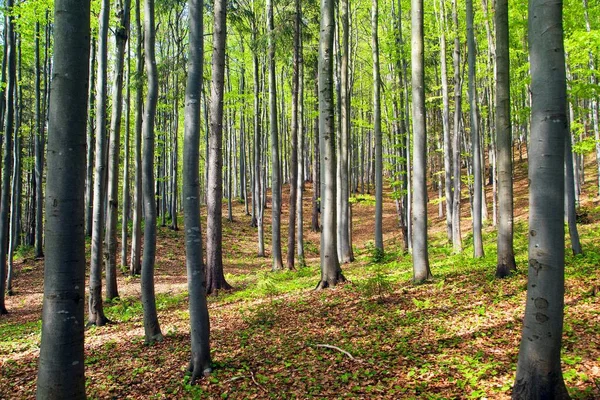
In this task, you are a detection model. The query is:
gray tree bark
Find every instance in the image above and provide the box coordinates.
[297,33,305,265]
[337,0,353,263]
[565,132,582,255]
[311,69,320,233]
[451,0,462,253]
[206,0,232,293]
[495,0,516,277]
[183,0,212,382]
[411,0,432,283]
[438,0,453,243]
[268,0,284,271]
[0,0,15,315]
[372,0,383,254]
[466,0,484,258]
[35,0,90,396]
[105,0,130,301]
[35,21,47,257]
[141,0,163,343]
[121,36,131,267]
[88,0,110,326]
[512,1,570,397]
[316,0,344,289]
[287,0,301,270]
[130,0,143,276]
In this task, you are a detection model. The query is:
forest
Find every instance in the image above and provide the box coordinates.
[0,0,599,398]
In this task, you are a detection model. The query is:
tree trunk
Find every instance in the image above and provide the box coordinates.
[130,0,143,276]
[372,0,383,254]
[206,0,232,293]
[316,0,344,289]
[141,0,163,343]
[495,0,516,277]
[105,0,130,301]
[466,0,484,258]
[268,0,284,271]
[36,1,90,396]
[512,1,570,397]
[411,0,432,283]
[438,0,453,243]
[451,0,462,253]
[35,22,47,256]
[287,0,301,270]
[121,37,131,267]
[88,0,110,326]
[0,0,15,315]
[183,0,212,382]
[565,132,582,256]
[296,33,305,265]
[311,69,320,233]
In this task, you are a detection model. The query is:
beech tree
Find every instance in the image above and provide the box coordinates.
[36,0,90,396]
[183,0,211,382]
[512,0,570,396]
[316,0,345,289]
[206,0,232,293]
[411,0,432,283]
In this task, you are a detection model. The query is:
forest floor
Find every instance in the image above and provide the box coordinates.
[1,157,600,399]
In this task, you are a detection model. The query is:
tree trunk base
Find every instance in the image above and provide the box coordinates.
[144,332,164,345]
[495,256,517,278]
[315,274,346,290]
[512,376,570,400]
[86,315,110,328]
[187,359,212,385]
[0,306,8,315]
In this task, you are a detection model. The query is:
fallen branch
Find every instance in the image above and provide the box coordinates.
[311,343,355,360]
[250,371,267,393]
[223,375,246,384]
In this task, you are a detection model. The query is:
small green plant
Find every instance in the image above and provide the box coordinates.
[359,267,393,302]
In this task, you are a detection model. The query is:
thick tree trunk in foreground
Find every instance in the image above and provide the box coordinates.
[495,0,516,277]
[36,1,90,397]
[411,0,432,283]
[206,0,232,293]
[141,0,163,343]
[512,1,570,397]
[183,0,211,382]
[316,0,344,289]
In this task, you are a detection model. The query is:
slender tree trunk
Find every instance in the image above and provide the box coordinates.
[286,0,301,270]
[311,70,320,233]
[495,0,516,277]
[565,132,582,255]
[267,0,284,271]
[35,22,47,256]
[105,0,130,301]
[183,0,211,382]
[130,0,143,276]
[438,0,453,242]
[206,0,232,293]
[36,1,90,396]
[140,0,163,343]
[411,0,432,283]
[316,0,344,289]
[466,0,484,258]
[296,34,305,265]
[337,0,352,263]
[88,0,110,326]
[451,0,462,253]
[372,0,383,253]
[0,0,16,315]
[513,1,570,397]
[253,31,265,256]
[121,38,131,267]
